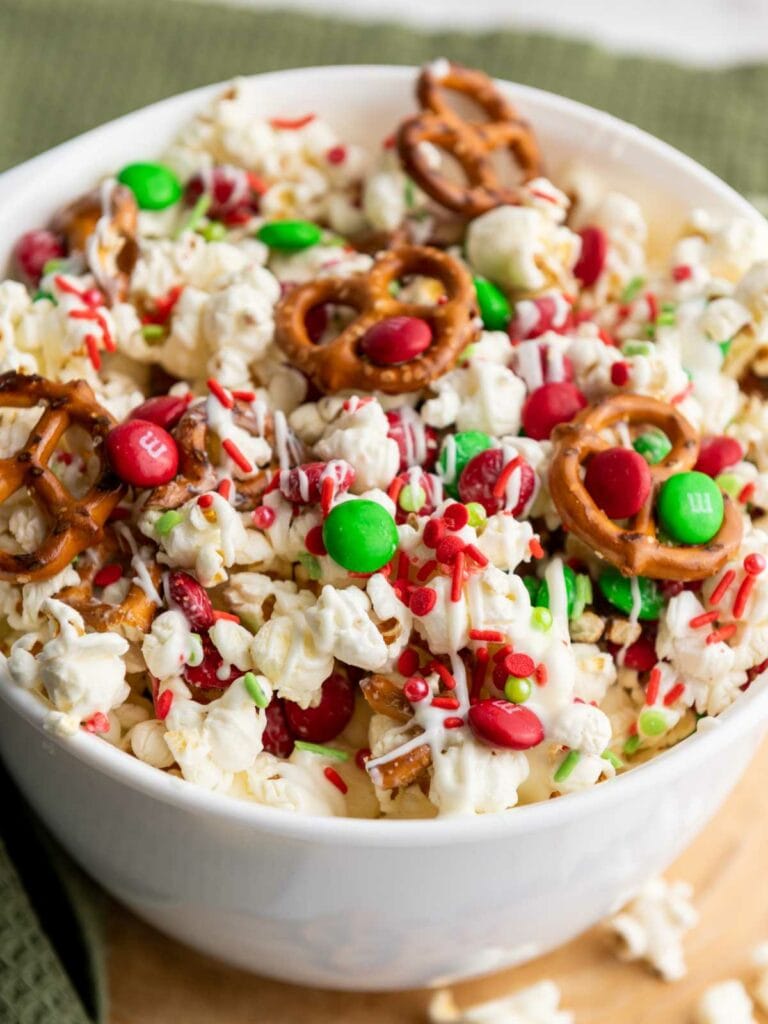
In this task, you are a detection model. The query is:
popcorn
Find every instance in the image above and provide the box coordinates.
[315,398,400,492]
[607,876,698,981]
[695,980,756,1024]
[428,981,573,1024]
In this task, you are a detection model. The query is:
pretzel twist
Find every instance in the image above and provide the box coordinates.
[548,393,742,580]
[361,674,432,790]
[397,62,542,218]
[274,245,478,395]
[0,373,124,583]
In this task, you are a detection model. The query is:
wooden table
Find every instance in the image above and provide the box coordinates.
[108,740,768,1023]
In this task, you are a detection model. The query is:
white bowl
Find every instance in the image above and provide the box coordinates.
[0,66,766,992]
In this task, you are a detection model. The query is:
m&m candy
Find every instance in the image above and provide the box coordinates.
[322,499,398,573]
[106,419,179,487]
[657,471,724,545]
[257,219,322,250]
[117,162,182,210]
[473,277,511,331]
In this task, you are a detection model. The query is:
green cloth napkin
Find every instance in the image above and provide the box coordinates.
[2,2,768,1021]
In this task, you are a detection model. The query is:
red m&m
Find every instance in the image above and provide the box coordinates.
[573,226,607,287]
[106,419,179,487]
[360,316,432,365]
[284,672,355,743]
[467,698,544,750]
[584,447,652,519]
[14,229,65,284]
[458,448,535,515]
[694,436,743,478]
[521,381,587,440]
[129,394,190,431]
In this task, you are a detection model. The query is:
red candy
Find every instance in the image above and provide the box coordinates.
[284,672,355,743]
[106,419,179,487]
[278,461,355,505]
[14,229,65,285]
[410,587,437,616]
[403,676,430,703]
[391,470,440,523]
[458,448,535,515]
[443,502,469,531]
[168,570,214,630]
[183,633,238,692]
[360,316,432,365]
[129,394,189,431]
[622,634,658,672]
[584,447,651,519]
[386,409,438,472]
[184,165,260,221]
[505,653,535,678]
[262,699,295,757]
[467,699,544,750]
[508,294,572,341]
[423,517,447,549]
[521,382,587,441]
[610,361,630,387]
[573,226,607,288]
[694,436,743,478]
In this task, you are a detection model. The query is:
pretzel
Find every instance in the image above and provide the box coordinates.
[548,393,742,580]
[397,62,542,219]
[274,245,478,395]
[0,372,124,584]
[57,527,161,640]
[144,399,277,511]
[361,674,432,790]
[52,183,139,303]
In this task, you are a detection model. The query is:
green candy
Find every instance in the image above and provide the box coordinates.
[633,430,672,466]
[523,576,540,605]
[438,431,494,497]
[117,162,181,210]
[639,709,667,737]
[716,473,741,499]
[504,676,532,704]
[322,499,398,574]
[466,502,487,529]
[537,564,576,618]
[531,606,553,631]
[657,471,724,545]
[598,566,663,621]
[399,483,427,513]
[474,277,511,331]
[257,219,322,250]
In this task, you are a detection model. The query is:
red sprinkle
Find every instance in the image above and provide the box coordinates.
[410,587,437,616]
[85,334,101,370]
[739,481,756,505]
[93,564,123,588]
[326,145,347,165]
[492,456,524,499]
[493,644,513,663]
[535,663,548,686]
[706,623,738,645]
[689,610,718,629]
[197,493,214,509]
[432,695,460,710]
[323,766,348,794]
[252,505,276,529]
[270,113,316,130]
[645,291,659,323]
[645,666,662,706]
[84,712,110,734]
[416,558,437,582]
[156,690,174,720]
[505,653,535,678]
[443,717,465,729]
[663,682,686,706]
[404,676,430,702]
[732,575,756,619]
[222,438,253,474]
[212,610,240,624]
[423,518,446,549]
[443,502,469,531]
[429,660,457,691]
[321,475,336,516]
[469,629,504,643]
[451,551,465,602]
[207,377,234,409]
[355,748,371,771]
[709,569,736,606]
[610,361,630,387]
[745,553,766,576]
[217,478,233,500]
[529,537,545,559]
[397,648,420,676]
[464,544,489,568]
[305,524,327,556]
[471,646,489,702]
[232,389,256,401]
[672,264,693,282]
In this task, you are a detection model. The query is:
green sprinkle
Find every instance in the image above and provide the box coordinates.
[466,502,487,529]
[639,709,668,737]
[621,341,653,357]
[156,510,184,536]
[243,671,269,708]
[504,676,532,704]
[601,749,624,770]
[661,302,676,314]
[657,312,676,327]
[716,473,741,499]
[623,734,642,756]
[458,343,478,364]
[388,280,401,297]
[620,276,645,304]
[633,430,672,466]
[294,740,349,762]
[554,750,582,783]
[42,258,66,276]
[399,483,427,513]
[571,573,593,620]
[719,338,733,359]
[298,551,322,580]
[404,178,416,209]
[141,324,165,340]
[174,192,211,239]
[32,290,55,304]
[187,633,203,667]
[200,220,227,242]
[531,606,553,631]
[644,322,656,339]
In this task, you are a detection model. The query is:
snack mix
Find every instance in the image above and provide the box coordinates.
[3,60,768,819]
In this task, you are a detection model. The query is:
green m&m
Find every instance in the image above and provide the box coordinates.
[537,564,576,618]
[257,219,322,250]
[598,566,663,621]
[438,430,494,497]
[473,277,511,331]
[657,471,724,545]
[322,499,398,574]
[633,430,672,466]
[117,162,182,210]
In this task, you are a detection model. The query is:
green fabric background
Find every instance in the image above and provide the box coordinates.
[1,1,767,1021]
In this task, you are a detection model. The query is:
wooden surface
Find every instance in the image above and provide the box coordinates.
[108,739,768,1024]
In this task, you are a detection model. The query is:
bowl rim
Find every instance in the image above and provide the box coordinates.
[0,63,766,847]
